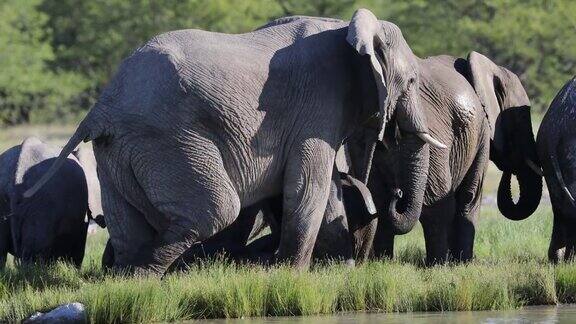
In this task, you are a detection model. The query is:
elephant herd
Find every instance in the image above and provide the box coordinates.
[1,9,575,274]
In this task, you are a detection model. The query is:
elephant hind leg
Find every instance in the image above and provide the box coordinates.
[98,168,156,268]
[130,140,242,274]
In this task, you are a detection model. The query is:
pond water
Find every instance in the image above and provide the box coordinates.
[198,305,576,323]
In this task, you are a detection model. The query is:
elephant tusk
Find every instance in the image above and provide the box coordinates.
[417,133,447,149]
[563,186,575,204]
[525,159,543,176]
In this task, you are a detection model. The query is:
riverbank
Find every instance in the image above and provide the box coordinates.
[1,205,572,322]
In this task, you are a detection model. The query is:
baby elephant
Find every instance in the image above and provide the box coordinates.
[537,77,576,262]
[0,137,102,268]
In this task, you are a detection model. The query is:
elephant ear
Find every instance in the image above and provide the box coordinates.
[466,51,505,141]
[346,8,388,131]
[73,147,105,227]
[467,52,531,147]
[340,172,376,215]
[346,9,388,184]
[15,138,53,188]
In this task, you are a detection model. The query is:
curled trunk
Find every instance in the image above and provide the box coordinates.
[387,135,429,234]
[497,165,542,220]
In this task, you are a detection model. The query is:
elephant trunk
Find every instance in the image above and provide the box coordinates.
[497,164,542,220]
[387,135,429,234]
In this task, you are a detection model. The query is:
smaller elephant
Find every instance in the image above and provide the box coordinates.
[168,170,377,270]
[0,138,101,267]
[537,77,576,262]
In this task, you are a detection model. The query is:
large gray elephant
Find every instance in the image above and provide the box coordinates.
[0,138,101,267]
[369,53,542,264]
[250,17,542,264]
[25,9,445,275]
[537,77,576,263]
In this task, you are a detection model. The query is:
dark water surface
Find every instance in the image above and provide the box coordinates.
[197,305,576,323]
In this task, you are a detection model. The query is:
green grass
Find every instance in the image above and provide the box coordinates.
[0,205,570,322]
[0,123,565,322]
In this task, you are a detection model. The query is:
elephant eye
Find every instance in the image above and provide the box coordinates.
[407,77,416,89]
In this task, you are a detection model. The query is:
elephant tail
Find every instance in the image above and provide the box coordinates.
[23,119,97,199]
[550,149,575,207]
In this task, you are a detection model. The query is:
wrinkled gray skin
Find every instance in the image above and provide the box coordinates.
[370,53,542,264]
[25,9,439,275]
[537,77,576,263]
[167,169,376,270]
[0,138,97,268]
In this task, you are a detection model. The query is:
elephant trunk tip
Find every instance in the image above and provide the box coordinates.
[497,169,542,221]
[387,188,419,235]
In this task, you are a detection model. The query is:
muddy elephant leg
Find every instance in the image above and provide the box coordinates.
[421,197,455,266]
[451,140,488,263]
[276,140,335,268]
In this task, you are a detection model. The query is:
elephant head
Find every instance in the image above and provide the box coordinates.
[346,9,442,235]
[466,51,542,220]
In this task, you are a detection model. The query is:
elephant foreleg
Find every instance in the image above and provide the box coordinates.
[373,223,395,259]
[276,140,335,268]
[451,138,488,263]
[421,197,455,266]
[548,208,567,263]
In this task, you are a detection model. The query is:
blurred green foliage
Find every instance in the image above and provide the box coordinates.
[1,0,574,125]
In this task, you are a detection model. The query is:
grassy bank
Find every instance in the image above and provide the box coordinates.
[0,205,570,322]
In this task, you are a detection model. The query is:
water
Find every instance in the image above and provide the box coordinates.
[198,305,576,323]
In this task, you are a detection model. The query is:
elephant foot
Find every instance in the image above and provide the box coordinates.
[425,254,449,267]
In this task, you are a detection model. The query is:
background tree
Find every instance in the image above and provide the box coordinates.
[1,0,574,125]
[0,0,86,125]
